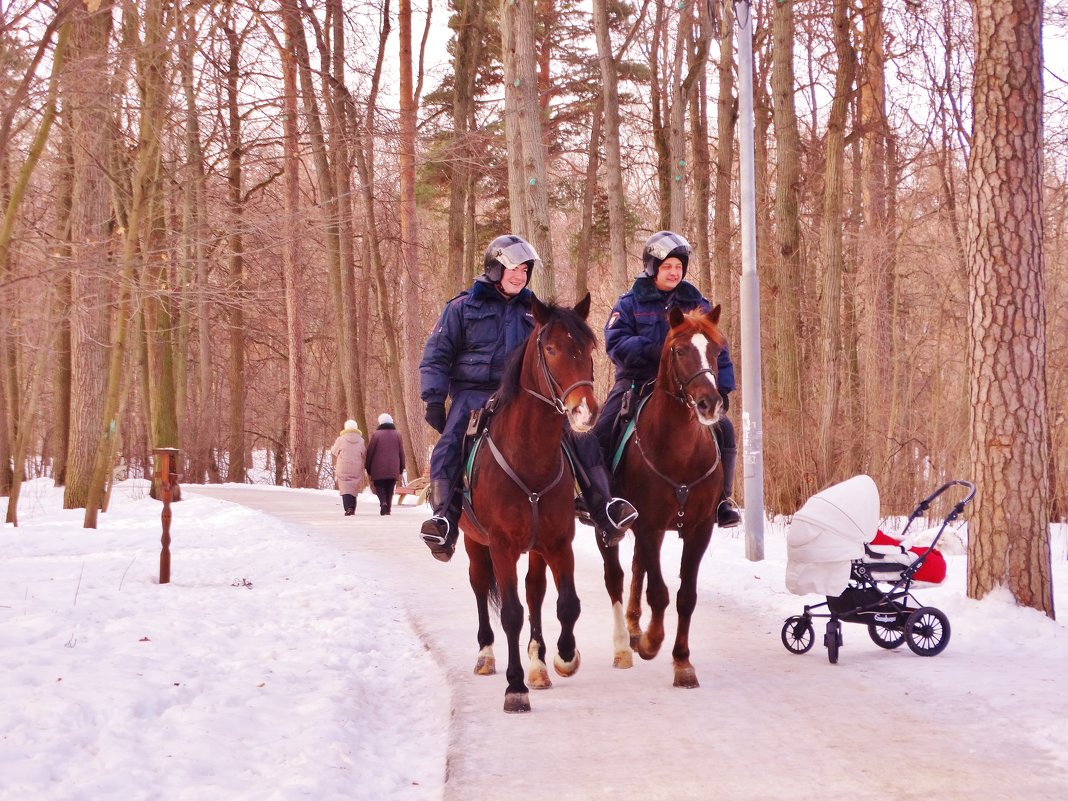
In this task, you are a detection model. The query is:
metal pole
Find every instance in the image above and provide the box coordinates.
[735,0,765,560]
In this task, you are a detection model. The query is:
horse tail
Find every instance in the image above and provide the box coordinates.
[487,562,502,614]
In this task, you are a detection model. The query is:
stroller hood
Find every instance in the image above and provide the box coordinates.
[785,475,880,596]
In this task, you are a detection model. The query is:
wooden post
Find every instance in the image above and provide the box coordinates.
[154,447,180,584]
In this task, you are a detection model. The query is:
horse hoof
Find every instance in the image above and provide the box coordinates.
[504,692,531,713]
[613,650,633,669]
[638,634,662,661]
[673,666,699,688]
[474,646,496,675]
[553,649,580,677]
[528,666,552,689]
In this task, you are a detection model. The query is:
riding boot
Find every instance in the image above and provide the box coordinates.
[582,464,638,548]
[342,493,356,516]
[717,447,741,528]
[420,479,461,562]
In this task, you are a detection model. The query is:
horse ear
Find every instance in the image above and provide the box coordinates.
[708,304,722,326]
[531,293,549,325]
[669,305,685,328]
[574,292,591,321]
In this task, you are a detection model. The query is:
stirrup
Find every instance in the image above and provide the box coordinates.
[420,516,457,562]
[717,499,741,528]
[606,497,638,530]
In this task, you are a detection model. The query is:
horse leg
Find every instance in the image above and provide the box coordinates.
[635,528,669,661]
[466,538,496,676]
[671,522,714,689]
[524,552,552,690]
[544,547,581,678]
[596,534,630,668]
[493,557,530,713]
[625,550,646,653]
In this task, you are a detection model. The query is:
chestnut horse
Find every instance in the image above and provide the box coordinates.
[461,294,599,713]
[597,305,727,687]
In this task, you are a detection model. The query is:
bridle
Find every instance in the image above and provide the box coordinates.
[667,339,718,409]
[522,323,595,415]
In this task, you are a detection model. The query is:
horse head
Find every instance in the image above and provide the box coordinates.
[660,304,726,426]
[529,293,600,432]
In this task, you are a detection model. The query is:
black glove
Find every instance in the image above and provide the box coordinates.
[424,402,446,433]
[720,390,730,412]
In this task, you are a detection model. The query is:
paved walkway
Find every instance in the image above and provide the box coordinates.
[187,485,1066,801]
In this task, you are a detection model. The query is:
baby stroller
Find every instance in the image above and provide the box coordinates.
[780,475,976,664]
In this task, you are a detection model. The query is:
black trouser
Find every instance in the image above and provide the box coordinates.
[373,479,396,514]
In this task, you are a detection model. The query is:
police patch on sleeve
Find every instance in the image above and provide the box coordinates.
[607,311,620,329]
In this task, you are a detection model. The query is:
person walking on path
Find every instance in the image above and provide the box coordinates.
[330,420,366,516]
[365,413,405,516]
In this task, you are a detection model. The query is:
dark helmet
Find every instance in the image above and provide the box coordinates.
[641,230,691,279]
[483,234,540,285]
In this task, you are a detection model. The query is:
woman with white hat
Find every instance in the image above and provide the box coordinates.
[365,413,405,515]
[329,419,366,516]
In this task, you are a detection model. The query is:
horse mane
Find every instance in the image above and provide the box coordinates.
[494,298,597,408]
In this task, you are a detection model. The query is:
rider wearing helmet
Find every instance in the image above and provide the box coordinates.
[418,234,637,561]
[594,231,741,528]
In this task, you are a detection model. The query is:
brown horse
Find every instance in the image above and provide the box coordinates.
[598,305,727,687]
[461,294,599,713]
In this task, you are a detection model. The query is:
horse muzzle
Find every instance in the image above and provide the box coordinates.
[566,396,599,433]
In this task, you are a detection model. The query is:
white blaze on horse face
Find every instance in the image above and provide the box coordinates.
[689,333,721,426]
[569,394,595,432]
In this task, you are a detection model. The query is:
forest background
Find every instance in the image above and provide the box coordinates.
[0,1,1062,611]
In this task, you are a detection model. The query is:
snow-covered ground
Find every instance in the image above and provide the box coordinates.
[3,477,1067,800]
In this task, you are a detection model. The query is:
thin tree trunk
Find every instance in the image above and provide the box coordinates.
[713,0,736,323]
[592,0,627,295]
[502,0,554,295]
[280,0,313,488]
[815,0,855,486]
[223,13,247,483]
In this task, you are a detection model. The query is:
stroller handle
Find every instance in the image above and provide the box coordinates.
[911,479,977,523]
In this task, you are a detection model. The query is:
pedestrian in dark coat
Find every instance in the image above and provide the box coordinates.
[366,413,405,515]
[329,420,366,516]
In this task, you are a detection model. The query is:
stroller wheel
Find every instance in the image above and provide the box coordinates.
[824,619,842,664]
[868,623,906,650]
[781,615,815,654]
[905,606,951,656]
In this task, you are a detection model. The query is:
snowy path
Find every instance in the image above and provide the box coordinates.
[189,486,1067,801]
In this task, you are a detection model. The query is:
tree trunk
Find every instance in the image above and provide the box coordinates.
[501,0,554,296]
[766,0,809,511]
[815,0,855,486]
[223,13,247,484]
[713,0,736,323]
[63,0,115,511]
[280,0,313,489]
[592,0,628,295]
[966,0,1053,617]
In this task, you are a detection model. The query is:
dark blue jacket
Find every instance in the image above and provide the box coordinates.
[419,278,535,403]
[604,276,735,392]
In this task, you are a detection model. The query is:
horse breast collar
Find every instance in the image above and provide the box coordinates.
[632,424,720,522]
[484,432,567,552]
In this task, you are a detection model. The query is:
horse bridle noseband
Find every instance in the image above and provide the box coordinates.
[523,325,594,415]
[668,342,718,409]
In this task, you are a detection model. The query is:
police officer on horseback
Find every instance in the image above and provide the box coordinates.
[594,230,741,528]
[418,234,639,562]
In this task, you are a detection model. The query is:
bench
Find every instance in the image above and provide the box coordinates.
[394,474,431,506]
